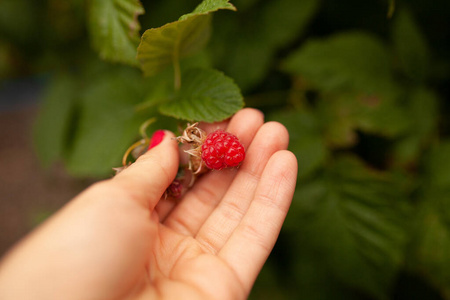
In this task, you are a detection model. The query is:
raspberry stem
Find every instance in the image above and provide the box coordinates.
[121,139,148,166]
[139,117,156,139]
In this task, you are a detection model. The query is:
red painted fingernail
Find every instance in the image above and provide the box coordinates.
[149,130,165,149]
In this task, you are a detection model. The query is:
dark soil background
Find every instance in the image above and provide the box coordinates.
[0,79,90,257]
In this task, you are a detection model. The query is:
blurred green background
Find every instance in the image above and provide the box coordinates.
[1,0,450,299]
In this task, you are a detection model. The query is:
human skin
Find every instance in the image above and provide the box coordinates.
[0,108,298,300]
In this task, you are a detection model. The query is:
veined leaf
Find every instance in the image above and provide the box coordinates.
[159,68,244,122]
[282,31,396,98]
[88,0,144,65]
[137,0,235,77]
[287,157,410,298]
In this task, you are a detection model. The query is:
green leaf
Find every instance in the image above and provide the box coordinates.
[423,140,450,189]
[286,157,410,298]
[282,31,396,97]
[410,197,450,299]
[316,95,411,148]
[269,108,328,180]
[65,67,148,177]
[284,235,366,300]
[88,0,144,65]
[0,0,39,44]
[392,87,439,166]
[214,38,273,92]
[408,141,450,298]
[33,73,78,167]
[159,68,244,122]
[211,0,319,91]
[180,0,236,20]
[260,0,320,48]
[353,96,411,137]
[137,0,235,77]
[392,8,430,82]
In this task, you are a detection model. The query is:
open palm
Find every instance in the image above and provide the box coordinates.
[0,109,297,300]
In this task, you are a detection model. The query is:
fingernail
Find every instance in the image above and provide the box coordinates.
[149,130,165,149]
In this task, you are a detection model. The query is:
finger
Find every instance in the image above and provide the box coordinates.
[111,130,179,210]
[164,108,264,234]
[195,122,289,253]
[154,117,233,219]
[219,150,297,291]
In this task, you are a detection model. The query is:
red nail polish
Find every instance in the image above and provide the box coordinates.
[149,130,165,149]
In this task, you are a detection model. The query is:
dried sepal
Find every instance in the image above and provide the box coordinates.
[175,122,206,145]
[175,123,208,175]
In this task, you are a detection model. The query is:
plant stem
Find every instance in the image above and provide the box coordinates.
[139,117,156,139]
[122,139,148,166]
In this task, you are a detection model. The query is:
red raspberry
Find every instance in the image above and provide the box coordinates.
[166,179,183,198]
[201,130,245,170]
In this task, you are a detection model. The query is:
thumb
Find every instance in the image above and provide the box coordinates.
[111,130,179,209]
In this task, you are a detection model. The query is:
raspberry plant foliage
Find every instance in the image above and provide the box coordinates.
[88,0,144,65]
[26,0,450,298]
[34,0,244,177]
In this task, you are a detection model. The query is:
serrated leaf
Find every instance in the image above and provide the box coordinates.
[159,68,243,122]
[269,108,327,180]
[282,31,396,97]
[286,157,410,298]
[137,0,235,77]
[392,8,430,82]
[88,0,144,65]
[65,67,149,177]
[180,0,236,20]
[33,73,78,167]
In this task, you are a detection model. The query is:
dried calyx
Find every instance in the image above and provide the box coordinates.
[175,122,208,175]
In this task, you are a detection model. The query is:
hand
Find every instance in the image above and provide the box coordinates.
[0,108,298,300]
